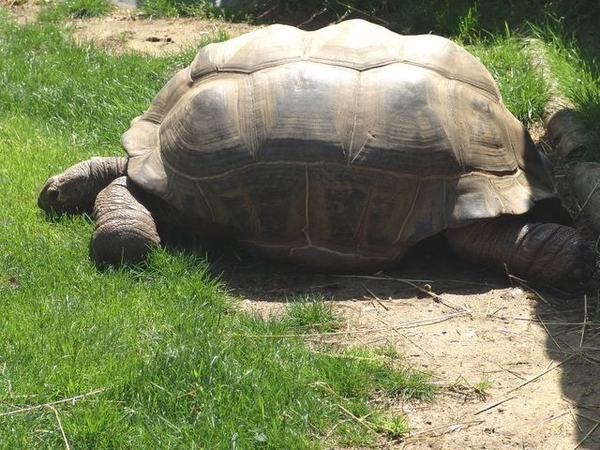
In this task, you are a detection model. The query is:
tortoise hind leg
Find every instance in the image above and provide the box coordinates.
[91,176,161,265]
[444,217,595,286]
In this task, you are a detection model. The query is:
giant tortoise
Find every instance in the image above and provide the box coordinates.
[38,19,594,286]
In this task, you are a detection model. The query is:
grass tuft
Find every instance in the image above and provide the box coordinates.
[283,295,344,333]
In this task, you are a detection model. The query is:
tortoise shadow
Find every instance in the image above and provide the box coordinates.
[170,233,538,302]
[534,295,600,449]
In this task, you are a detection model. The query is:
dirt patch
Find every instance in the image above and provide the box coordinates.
[1,0,39,23]
[4,3,600,448]
[67,10,258,55]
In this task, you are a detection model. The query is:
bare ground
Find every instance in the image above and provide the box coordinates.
[3,3,600,448]
[66,10,258,55]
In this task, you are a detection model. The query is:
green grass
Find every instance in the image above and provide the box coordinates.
[528,20,600,159]
[0,10,435,448]
[39,0,113,20]
[463,27,549,126]
[282,296,345,333]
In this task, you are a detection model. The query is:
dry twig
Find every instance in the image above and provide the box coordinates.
[506,355,576,394]
[572,418,600,450]
[0,387,108,417]
[48,405,71,450]
[580,294,588,348]
[335,274,472,314]
[360,282,390,310]
[405,419,485,440]
[336,404,378,433]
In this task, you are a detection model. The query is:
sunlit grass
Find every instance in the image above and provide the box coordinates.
[465,30,549,126]
[529,21,600,158]
[39,0,113,20]
[283,295,345,333]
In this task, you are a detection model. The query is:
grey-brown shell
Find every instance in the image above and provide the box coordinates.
[122,19,558,270]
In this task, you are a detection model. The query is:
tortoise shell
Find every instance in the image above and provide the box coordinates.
[122,19,558,271]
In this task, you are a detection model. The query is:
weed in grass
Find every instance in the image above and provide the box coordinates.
[456,5,481,44]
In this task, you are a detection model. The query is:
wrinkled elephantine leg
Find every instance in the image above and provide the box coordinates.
[91,176,160,265]
[444,217,595,286]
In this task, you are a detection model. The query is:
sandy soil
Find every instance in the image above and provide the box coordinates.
[3,3,600,448]
[66,10,258,55]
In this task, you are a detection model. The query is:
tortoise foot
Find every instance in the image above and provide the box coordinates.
[91,176,160,265]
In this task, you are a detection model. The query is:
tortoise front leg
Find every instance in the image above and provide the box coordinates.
[91,176,160,265]
[444,217,595,286]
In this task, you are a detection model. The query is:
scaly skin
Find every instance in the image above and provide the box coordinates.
[445,217,595,287]
[38,157,128,214]
[91,176,160,265]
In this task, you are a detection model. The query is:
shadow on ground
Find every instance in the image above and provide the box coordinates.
[537,295,600,448]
